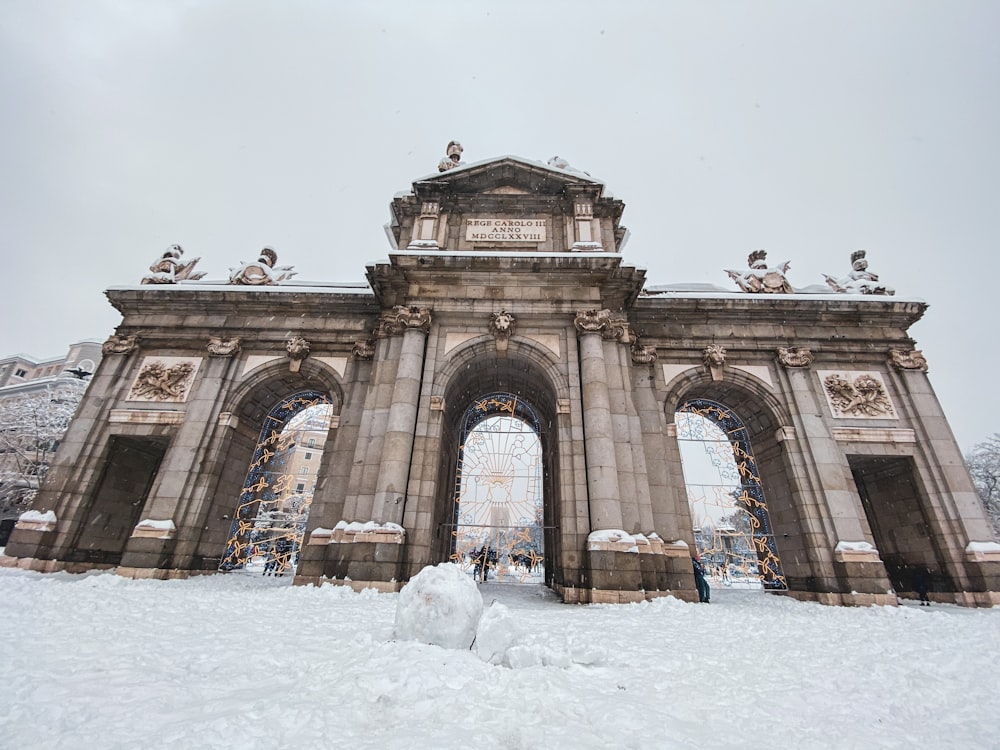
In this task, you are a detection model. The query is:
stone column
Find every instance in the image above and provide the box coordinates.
[371,306,431,524]
[575,309,624,531]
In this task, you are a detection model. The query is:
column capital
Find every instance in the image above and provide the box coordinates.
[574,309,632,342]
[377,305,432,337]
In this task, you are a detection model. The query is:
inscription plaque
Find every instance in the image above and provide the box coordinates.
[466,218,547,242]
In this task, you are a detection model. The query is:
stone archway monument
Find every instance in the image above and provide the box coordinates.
[5,145,999,606]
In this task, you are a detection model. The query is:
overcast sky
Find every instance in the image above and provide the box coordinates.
[1,1,997,450]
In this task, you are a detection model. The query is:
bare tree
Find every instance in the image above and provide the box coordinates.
[0,380,86,519]
[966,434,1000,537]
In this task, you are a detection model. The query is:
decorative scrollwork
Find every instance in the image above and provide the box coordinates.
[888,349,928,372]
[776,346,814,368]
[630,340,657,365]
[352,340,375,360]
[102,334,138,355]
[207,336,241,357]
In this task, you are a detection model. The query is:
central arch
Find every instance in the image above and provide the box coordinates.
[449,394,545,583]
[431,339,564,589]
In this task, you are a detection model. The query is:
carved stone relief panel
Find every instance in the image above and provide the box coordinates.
[127,356,202,403]
[817,369,898,419]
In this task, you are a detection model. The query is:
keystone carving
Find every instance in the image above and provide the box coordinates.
[630,340,658,365]
[489,310,516,352]
[726,250,793,294]
[207,336,241,357]
[823,373,895,417]
[824,250,895,296]
[141,244,206,284]
[703,344,726,381]
[102,334,138,355]
[352,340,375,360]
[286,336,310,373]
[776,347,814,368]
[229,247,297,285]
[378,306,432,337]
[889,349,928,372]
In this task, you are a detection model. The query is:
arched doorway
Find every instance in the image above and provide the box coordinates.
[448,393,545,583]
[676,398,786,590]
[430,342,564,589]
[219,390,334,575]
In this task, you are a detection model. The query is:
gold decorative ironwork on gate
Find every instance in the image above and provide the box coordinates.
[676,398,786,590]
[220,391,333,573]
[448,393,545,583]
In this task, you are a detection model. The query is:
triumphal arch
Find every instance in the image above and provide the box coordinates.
[6,145,999,606]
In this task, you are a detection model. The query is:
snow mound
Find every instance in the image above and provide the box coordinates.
[18,510,56,523]
[474,602,520,665]
[835,541,875,552]
[967,541,1000,553]
[394,563,483,649]
[474,601,607,668]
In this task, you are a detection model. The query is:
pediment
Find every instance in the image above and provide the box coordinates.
[412,155,606,199]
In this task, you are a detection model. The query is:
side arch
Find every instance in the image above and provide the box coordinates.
[664,368,809,593]
[190,359,346,569]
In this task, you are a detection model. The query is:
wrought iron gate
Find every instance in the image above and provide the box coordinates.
[677,398,786,590]
[448,393,545,583]
[220,391,333,573]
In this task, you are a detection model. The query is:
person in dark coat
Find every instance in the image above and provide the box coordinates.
[912,565,931,606]
[692,555,711,603]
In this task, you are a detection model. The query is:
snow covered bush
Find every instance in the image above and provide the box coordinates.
[393,562,483,649]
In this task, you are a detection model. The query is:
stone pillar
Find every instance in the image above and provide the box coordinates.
[371,306,431,524]
[574,309,623,531]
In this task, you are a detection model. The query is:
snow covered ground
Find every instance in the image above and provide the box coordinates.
[1,565,998,749]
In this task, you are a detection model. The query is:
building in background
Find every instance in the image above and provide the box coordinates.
[0,340,102,542]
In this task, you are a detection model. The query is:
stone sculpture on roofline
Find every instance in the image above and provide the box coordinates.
[228,247,297,285]
[437,141,465,172]
[141,244,206,284]
[726,250,794,294]
[824,250,895,296]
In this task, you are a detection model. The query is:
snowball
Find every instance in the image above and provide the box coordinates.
[474,602,521,665]
[394,563,483,650]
